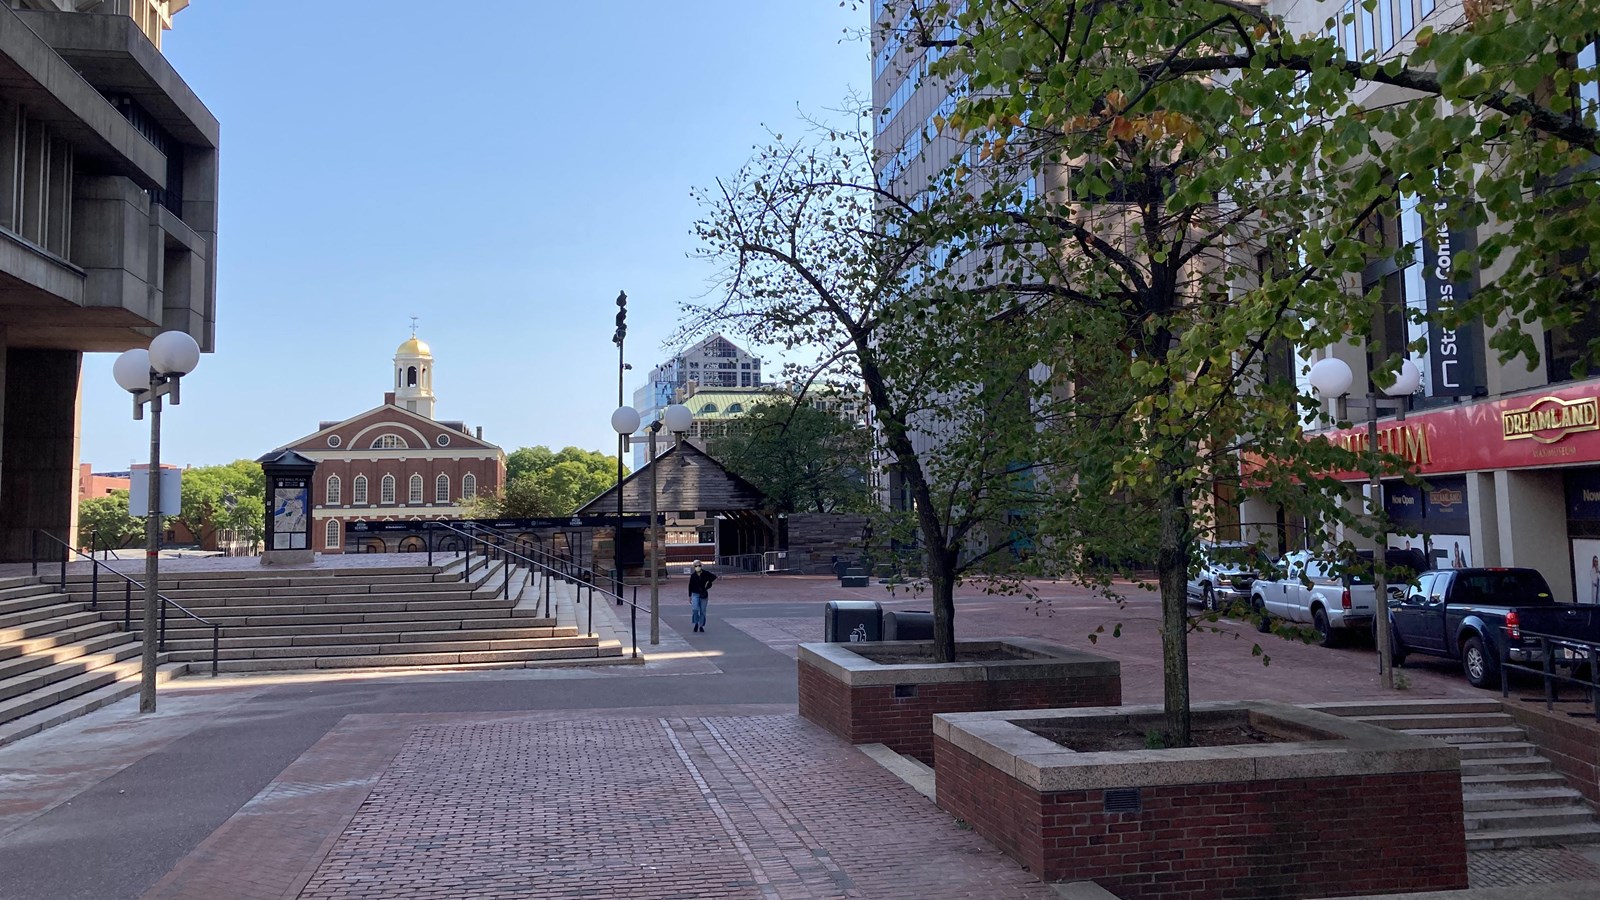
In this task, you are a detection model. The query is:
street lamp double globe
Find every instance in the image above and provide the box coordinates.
[610,403,693,645]
[112,330,201,714]
[1307,354,1420,691]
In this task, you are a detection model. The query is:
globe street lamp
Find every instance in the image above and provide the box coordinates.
[649,403,694,645]
[610,404,641,607]
[113,331,201,713]
[1308,355,1421,691]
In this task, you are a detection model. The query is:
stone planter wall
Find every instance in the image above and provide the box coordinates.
[797,638,1121,764]
[1503,700,1600,808]
[933,702,1468,900]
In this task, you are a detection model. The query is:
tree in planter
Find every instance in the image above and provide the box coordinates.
[688,122,1060,664]
[902,0,1600,743]
[79,490,144,550]
[708,397,874,514]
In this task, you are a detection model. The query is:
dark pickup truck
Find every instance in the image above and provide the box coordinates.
[1390,567,1600,689]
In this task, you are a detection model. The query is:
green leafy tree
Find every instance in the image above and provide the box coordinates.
[709,398,873,513]
[478,447,626,518]
[78,490,144,550]
[172,460,265,549]
[882,0,1600,742]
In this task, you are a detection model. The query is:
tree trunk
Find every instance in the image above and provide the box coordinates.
[926,543,958,663]
[1157,465,1193,746]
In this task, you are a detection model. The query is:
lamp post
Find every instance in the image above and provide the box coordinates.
[112,331,201,713]
[610,405,641,603]
[612,291,628,592]
[612,403,692,645]
[1308,355,1421,691]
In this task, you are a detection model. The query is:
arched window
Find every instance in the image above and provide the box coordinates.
[353,475,368,505]
[699,403,718,414]
[325,519,340,549]
[727,403,744,414]
[436,473,450,504]
[406,366,417,387]
[409,473,423,504]
[372,434,406,449]
[326,474,342,505]
[462,473,477,500]
[380,474,396,505]
[395,368,402,389]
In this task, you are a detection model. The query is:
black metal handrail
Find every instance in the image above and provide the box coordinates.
[1500,629,1599,722]
[426,521,643,659]
[31,530,220,677]
[460,522,637,612]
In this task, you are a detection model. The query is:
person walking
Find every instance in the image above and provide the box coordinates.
[688,560,717,632]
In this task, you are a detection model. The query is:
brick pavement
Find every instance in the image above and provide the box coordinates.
[1468,846,1600,888]
[146,707,1052,900]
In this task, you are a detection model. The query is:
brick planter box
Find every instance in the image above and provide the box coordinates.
[797,638,1121,764]
[933,701,1468,900]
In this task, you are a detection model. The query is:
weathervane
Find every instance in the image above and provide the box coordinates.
[409,315,418,337]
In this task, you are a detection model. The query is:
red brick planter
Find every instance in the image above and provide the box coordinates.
[933,702,1469,899]
[797,638,1121,764]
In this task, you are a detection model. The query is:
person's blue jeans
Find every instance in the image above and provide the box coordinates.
[690,592,708,629]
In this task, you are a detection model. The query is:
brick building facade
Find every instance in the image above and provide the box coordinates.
[268,336,505,554]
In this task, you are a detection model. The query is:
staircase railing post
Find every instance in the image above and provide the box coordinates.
[427,524,433,567]
[124,580,132,632]
[31,529,38,576]
[91,564,99,611]
[503,553,511,599]
[587,582,594,637]
[631,602,638,659]
[59,542,67,591]
[211,624,219,677]
[159,597,167,651]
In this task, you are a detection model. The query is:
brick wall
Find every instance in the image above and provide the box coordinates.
[798,659,1121,764]
[1505,701,1600,808]
[935,735,1468,899]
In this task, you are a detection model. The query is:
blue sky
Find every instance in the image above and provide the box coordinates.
[79,0,866,471]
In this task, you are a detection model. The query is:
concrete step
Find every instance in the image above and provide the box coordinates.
[61,564,450,585]
[1400,726,1526,745]
[1454,741,1542,761]
[160,624,568,651]
[1465,822,1600,851]
[1357,712,1513,730]
[63,579,487,603]
[149,616,564,641]
[1461,771,1567,789]
[1308,699,1507,719]
[0,575,44,593]
[0,582,59,604]
[119,604,524,631]
[0,609,107,644]
[1463,787,1591,812]
[0,598,85,629]
[1465,806,1600,833]
[0,652,161,727]
[0,640,143,703]
[207,643,624,673]
[0,661,187,750]
[0,629,135,682]
[166,633,609,662]
[101,589,512,614]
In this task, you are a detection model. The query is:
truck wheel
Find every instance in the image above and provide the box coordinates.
[1312,607,1338,648]
[1253,596,1271,633]
[1462,635,1499,690]
[1202,584,1216,612]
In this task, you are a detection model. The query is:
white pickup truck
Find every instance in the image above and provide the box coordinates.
[1249,550,1377,647]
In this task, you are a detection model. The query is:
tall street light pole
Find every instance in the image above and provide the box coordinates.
[612,291,628,594]
[1309,355,1421,692]
[112,331,201,713]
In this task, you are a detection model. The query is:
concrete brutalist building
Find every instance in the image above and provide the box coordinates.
[0,0,217,560]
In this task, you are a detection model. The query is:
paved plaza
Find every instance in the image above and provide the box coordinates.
[1,568,1599,899]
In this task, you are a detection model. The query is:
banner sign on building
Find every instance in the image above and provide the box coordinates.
[1422,200,1485,397]
[1566,469,1600,522]
[1384,482,1426,528]
[1423,475,1471,530]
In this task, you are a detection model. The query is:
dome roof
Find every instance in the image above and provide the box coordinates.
[396,336,432,357]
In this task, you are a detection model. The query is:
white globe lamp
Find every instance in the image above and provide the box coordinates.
[148,331,201,376]
[662,403,693,434]
[610,406,641,436]
[112,348,153,393]
[1386,358,1422,397]
[1307,357,1354,400]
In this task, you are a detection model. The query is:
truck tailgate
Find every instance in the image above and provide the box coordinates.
[1514,605,1600,642]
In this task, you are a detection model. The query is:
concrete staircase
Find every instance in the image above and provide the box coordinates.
[58,556,627,674]
[0,574,184,749]
[1315,698,1600,850]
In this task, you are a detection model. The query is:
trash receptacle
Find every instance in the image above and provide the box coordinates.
[840,566,869,588]
[824,600,882,642]
[882,610,934,641]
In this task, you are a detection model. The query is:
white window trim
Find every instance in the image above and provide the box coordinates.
[325,519,340,549]
[353,475,368,505]
[409,474,423,504]
[326,474,342,505]
[435,473,450,504]
[463,473,477,500]
[380,475,396,505]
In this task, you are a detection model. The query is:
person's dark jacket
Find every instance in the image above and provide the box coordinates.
[688,568,717,596]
